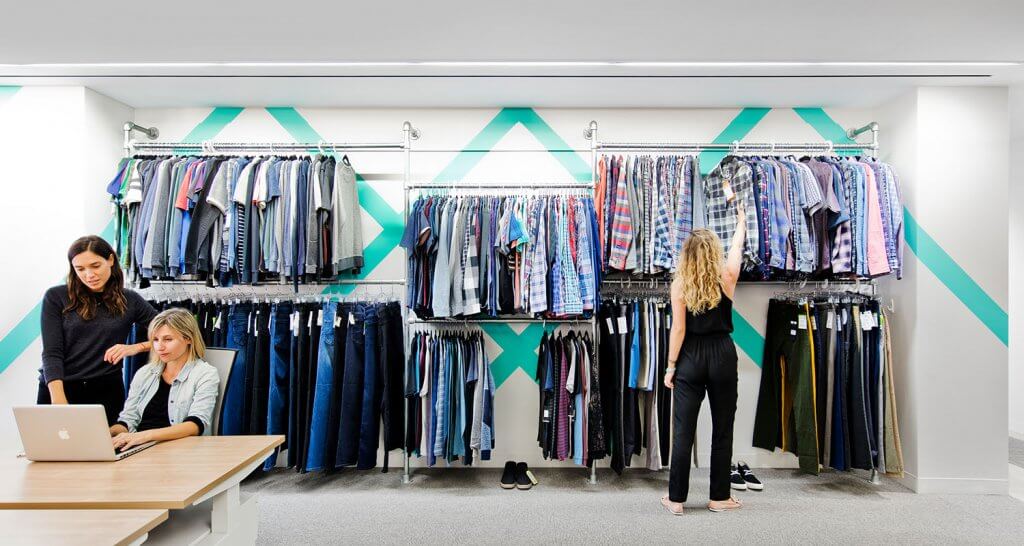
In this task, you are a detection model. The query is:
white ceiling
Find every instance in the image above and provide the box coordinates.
[1,0,1022,108]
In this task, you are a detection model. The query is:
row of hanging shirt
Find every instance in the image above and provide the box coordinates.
[405,329,496,466]
[595,154,903,280]
[402,192,601,319]
[752,293,904,476]
[105,154,364,287]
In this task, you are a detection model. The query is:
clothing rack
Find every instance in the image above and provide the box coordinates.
[124,121,420,157]
[406,181,593,190]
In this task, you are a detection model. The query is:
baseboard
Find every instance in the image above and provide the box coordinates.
[911,475,1008,495]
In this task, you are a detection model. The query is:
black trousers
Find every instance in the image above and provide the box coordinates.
[249,303,272,435]
[668,334,738,503]
[37,372,125,426]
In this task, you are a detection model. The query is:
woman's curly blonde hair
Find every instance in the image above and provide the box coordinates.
[675,229,724,314]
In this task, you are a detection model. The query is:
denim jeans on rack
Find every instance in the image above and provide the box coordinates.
[336,304,367,467]
[357,304,382,469]
[264,302,293,470]
[221,303,253,436]
[306,302,337,472]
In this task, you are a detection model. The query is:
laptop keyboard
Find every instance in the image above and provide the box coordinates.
[116,441,155,460]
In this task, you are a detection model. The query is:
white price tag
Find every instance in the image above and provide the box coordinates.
[605,317,615,333]
[826,311,834,330]
[316,310,323,327]
[811,316,817,330]
[790,330,797,336]
[616,316,628,332]
[247,314,252,334]
[307,313,313,329]
[797,315,807,330]
[349,312,356,325]
[334,314,341,328]
[723,179,735,202]
[213,316,222,330]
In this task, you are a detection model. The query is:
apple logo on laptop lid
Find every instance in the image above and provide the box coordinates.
[58,429,70,441]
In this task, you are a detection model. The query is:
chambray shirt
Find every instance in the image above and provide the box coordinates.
[117,359,220,435]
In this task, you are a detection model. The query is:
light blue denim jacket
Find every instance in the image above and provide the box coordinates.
[117,359,220,435]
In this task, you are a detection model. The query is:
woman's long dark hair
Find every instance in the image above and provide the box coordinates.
[64,236,127,320]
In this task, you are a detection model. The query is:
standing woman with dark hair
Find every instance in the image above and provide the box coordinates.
[38,235,158,424]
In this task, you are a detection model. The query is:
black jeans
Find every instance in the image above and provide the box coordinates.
[668,334,738,503]
[37,371,126,426]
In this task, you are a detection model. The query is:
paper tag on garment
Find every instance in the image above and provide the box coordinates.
[797,315,807,330]
[307,312,313,329]
[605,318,615,333]
[247,313,252,334]
[616,316,628,332]
[542,409,551,422]
[722,179,735,202]
[826,311,834,330]
[811,316,817,330]
[790,330,797,336]
[316,310,323,327]
[334,314,341,328]
[349,312,356,325]
[863,312,875,330]
[213,316,222,330]
[842,310,848,326]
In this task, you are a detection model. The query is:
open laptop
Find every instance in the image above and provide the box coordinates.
[13,405,157,461]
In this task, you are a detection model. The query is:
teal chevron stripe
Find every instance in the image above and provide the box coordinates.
[174,107,244,154]
[265,107,402,295]
[0,108,242,376]
[732,310,766,368]
[795,107,1008,346]
[904,208,1008,344]
[792,108,862,155]
[482,323,546,388]
[698,107,772,177]
[0,85,20,100]
[434,108,590,182]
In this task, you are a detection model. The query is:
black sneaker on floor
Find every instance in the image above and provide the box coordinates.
[730,464,748,491]
[515,462,533,490]
[737,461,763,491]
[500,461,516,489]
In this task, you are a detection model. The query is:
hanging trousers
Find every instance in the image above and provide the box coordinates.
[380,303,406,470]
[249,303,271,436]
[306,302,338,472]
[336,304,367,467]
[222,303,253,436]
[667,334,738,503]
[324,303,350,470]
[264,302,293,470]
[357,304,382,469]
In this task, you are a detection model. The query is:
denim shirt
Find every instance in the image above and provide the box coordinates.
[117,359,220,435]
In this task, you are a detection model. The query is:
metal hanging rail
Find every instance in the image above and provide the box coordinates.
[407,180,593,190]
[124,121,420,156]
[584,120,879,155]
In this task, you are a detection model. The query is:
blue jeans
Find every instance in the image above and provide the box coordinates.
[222,303,253,436]
[264,302,293,469]
[357,305,381,469]
[336,304,367,467]
[306,302,337,472]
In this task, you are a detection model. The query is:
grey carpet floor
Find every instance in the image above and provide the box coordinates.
[243,467,1024,544]
[1011,436,1024,468]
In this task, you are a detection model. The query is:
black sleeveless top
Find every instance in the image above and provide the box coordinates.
[685,288,734,336]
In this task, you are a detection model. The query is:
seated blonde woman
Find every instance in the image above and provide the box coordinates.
[109,308,220,451]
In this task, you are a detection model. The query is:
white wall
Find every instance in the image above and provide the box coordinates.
[1010,84,1024,441]
[0,86,131,452]
[880,87,1010,494]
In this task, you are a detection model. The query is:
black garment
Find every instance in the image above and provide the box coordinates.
[685,290,734,335]
[39,285,158,384]
[301,307,322,472]
[184,158,224,274]
[656,303,672,467]
[137,378,172,431]
[324,303,350,470]
[249,304,272,435]
[622,303,639,463]
[37,372,125,426]
[667,333,738,503]
[380,303,405,470]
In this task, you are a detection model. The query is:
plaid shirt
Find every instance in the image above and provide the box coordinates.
[831,162,854,273]
[528,198,549,314]
[672,156,694,270]
[653,157,675,270]
[462,199,482,315]
[882,163,904,277]
[705,156,760,268]
[575,199,596,311]
[559,199,584,315]
[796,162,825,271]
[763,160,791,270]
[607,159,634,270]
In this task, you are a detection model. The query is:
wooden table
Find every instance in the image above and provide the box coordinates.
[2,509,168,546]
[0,435,283,545]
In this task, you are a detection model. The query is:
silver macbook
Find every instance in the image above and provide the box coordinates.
[13,405,157,461]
